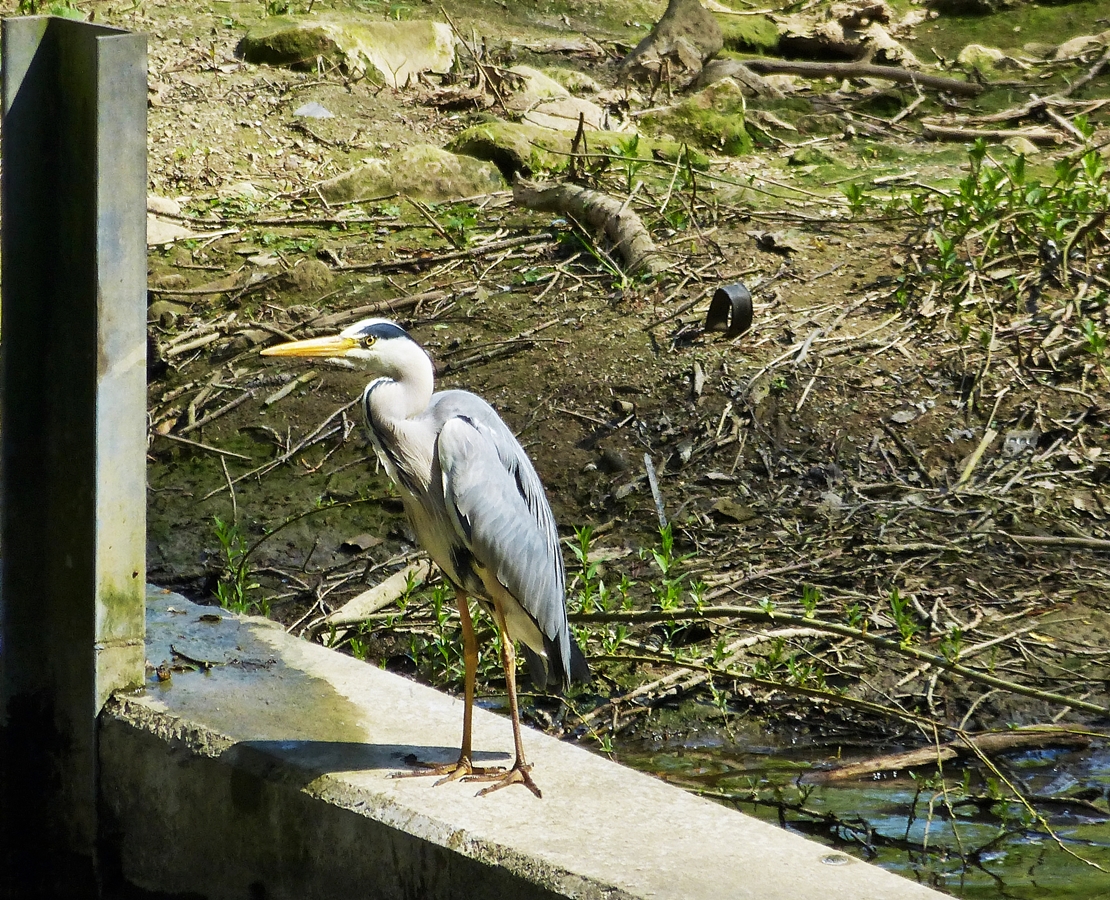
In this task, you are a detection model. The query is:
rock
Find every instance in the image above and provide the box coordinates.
[450,120,578,178]
[828,1,893,27]
[1022,42,1057,60]
[389,144,505,203]
[1003,136,1040,157]
[505,65,613,131]
[711,497,756,523]
[293,100,334,119]
[778,3,919,67]
[280,258,334,294]
[147,195,182,217]
[147,299,190,325]
[788,145,833,166]
[796,113,844,135]
[1055,31,1110,60]
[449,118,707,180]
[147,214,199,246]
[859,22,919,66]
[642,78,752,156]
[317,145,505,204]
[957,43,1005,71]
[317,159,393,204]
[219,180,264,199]
[543,68,601,95]
[149,271,187,290]
[619,0,724,87]
[238,15,454,88]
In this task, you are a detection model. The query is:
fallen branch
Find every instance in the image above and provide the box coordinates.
[803,727,1092,783]
[200,399,360,501]
[340,233,555,273]
[152,431,253,461]
[572,605,1109,716]
[1002,532,1110,552]
[580,627,826,727]
[922,123,1062,144]
[438,318,560,375]
[177,390,255,435]
[309,287,465,331]
[321,559,435,631]
[512,177,668,277]
[742,58,983,96]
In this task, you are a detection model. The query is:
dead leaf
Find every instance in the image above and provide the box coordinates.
[340,533,384,552]
[711,498,757,523]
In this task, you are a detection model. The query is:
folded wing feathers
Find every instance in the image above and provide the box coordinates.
[434,396,575,684]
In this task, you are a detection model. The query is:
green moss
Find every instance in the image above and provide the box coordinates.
[237,17,337,69]
[909,0,1110,63]
[788,146,834,166]
[643,80,752,157]
[449,118,708,180]
[715,13,779,55]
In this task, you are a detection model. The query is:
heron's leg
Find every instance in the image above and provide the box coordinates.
[434,590,506,782]
[466,604,542,799]
[393,590,504,782]
[456,589,478,764]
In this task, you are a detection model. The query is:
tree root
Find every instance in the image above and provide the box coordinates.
[512,177,669,278]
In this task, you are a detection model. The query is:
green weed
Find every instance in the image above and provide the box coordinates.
[212,515,266,616]
[851,141,1110,321]
[888,586,919,647]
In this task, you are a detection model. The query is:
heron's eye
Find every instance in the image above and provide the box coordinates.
[363,336,377,348]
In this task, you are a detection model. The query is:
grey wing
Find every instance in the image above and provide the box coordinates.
[431,393,569,655]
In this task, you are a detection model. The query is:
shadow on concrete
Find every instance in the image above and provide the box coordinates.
[227,739,511,787]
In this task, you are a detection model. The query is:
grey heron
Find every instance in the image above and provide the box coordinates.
[262,319,589,797]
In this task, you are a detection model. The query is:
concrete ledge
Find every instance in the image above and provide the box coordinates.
[99,588,944,900]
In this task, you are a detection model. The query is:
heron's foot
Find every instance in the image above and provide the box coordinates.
[391,753,506,786]
[465,761,542,799]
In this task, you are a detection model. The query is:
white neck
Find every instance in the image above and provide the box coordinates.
[364,343,435,426]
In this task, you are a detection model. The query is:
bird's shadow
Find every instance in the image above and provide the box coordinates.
[224,740,511,790]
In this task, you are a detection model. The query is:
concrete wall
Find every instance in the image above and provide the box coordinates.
[97,589,945,900]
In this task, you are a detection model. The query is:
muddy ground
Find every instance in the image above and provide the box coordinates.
[27,0,1110,781]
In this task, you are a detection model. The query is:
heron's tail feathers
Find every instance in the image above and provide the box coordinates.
[523,633,591,693]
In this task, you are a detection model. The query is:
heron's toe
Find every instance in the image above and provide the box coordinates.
[390,753,506,784]
[468,762,542,799]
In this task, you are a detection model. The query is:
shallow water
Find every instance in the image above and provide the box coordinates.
[619,736,1110,898]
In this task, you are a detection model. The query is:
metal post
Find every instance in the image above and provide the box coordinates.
[0,17,147,898]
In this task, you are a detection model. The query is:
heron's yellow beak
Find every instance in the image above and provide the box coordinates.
[260,334,359,358]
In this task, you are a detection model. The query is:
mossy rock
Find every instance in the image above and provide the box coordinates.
[389,145,505,203]
[317,160,394,204]
[716,14,779,55]
[280,259,335,294]
[788,145,834,166]
[238,15,453,87]
[641,78,752,156]
[957,43,1007,75]
[317,146,503,204]
[543,67,601,95]
[795,113,845,136]
[237,16,337,69]
[449,119,708,180]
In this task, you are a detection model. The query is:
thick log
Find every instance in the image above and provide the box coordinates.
[513,178,668,277]
[743,58,983,95]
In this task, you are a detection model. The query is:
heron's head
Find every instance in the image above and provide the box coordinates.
[261,318,429,377]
